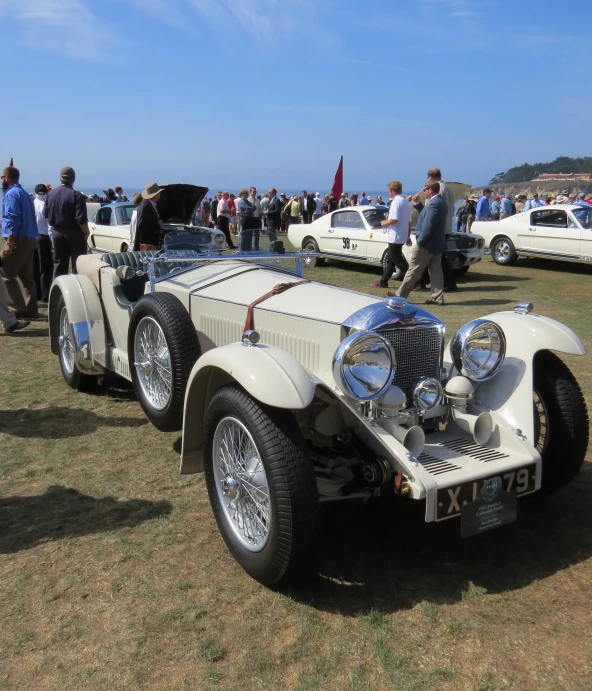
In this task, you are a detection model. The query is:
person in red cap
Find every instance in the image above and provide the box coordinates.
[491,195,501,220]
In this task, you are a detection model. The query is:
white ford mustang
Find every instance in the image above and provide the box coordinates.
[87,183,225,254]
[472,203,592,267]
[288,205,485,279]
[48,236,588,586]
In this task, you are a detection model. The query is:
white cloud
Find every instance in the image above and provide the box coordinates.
[0,0,124,61]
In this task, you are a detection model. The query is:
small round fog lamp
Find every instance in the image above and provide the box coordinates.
[412,377,443,411]
[242,330,260,346]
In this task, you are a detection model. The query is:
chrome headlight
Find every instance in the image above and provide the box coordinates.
[412,377,443,411]
[214,233,224,245]
[333,330,395,401]
[450,319,506,382]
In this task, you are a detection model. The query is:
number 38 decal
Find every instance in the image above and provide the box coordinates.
[342,238,358,250]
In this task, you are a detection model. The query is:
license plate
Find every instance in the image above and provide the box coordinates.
[435,464,536,522]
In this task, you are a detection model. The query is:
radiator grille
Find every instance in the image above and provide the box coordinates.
[376,325,444,401]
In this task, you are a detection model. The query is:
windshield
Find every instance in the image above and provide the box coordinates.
[362,207,388,229]
[573,207,592,230]
[116,205,135,225]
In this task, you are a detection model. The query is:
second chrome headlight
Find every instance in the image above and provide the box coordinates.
[450,319,506,382]
[333,330,395,401]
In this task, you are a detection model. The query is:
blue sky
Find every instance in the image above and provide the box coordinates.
[1,0,589,193]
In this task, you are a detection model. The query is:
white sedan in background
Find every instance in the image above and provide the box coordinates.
[288,206,484,279]
[472,204,592,267]
[87,184,225,253]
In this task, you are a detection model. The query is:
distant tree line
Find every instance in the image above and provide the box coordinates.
[490,156,592,184]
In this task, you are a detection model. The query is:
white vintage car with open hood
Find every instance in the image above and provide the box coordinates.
[48,236,589,586]
[473,203,592,267]
[288,205,485,279]
[87,183,225,254]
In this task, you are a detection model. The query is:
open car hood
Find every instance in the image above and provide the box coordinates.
[157,184,209,226]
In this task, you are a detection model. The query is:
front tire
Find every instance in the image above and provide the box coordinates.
[533,352,589,494]
[129,293,200,431]
[492,236,517,265]
[204,385,320,586]
[57,296,97,391]
[302,238,325,267]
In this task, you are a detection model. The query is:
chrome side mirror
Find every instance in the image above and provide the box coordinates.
[116,265,135,281]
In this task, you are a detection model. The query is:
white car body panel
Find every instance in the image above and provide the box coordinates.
[473,204,592,265]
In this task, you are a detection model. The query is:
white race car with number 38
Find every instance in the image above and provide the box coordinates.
[288,205,485,279]
[48,235,588,586]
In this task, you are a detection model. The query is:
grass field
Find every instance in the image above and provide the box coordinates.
[1,250,591,691]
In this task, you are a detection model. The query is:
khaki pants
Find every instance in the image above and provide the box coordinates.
[466,214,475,233]
[0,272,17,329]
[0,236,38,316]
[396,245,444,303]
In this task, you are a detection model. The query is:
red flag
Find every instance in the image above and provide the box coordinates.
[9,158,13,166]
[330,155,343,199]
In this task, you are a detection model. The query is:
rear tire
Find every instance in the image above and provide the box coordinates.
[204,385,320,586]
[533,352,589,494]
[121,243,129,252]
[302,238,325,267]
[492,236,517,265]
[129,293,200,431]
[56,296,97,391]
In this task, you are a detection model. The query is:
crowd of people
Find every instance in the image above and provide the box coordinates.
[3,159,592,334]
[456,188,592,233]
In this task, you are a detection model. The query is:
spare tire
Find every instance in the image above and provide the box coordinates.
[128,293,201,432]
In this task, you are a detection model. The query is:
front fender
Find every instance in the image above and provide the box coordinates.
[180,343,316,474]
[48,275,107,373]
[445,311,586,445]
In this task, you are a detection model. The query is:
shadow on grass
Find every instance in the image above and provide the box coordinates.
[283,466,592,615]
[5,328,49,338]
[517,258,592,275]
[445,298,514,307]
[0,407,147,439]
[87,375,137,402]
[0,485,172,554]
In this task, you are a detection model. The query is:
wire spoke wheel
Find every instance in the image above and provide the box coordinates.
[59,305,75,375]
[133,316,172,411]
[533,389,549,455]
[213,416,271,552]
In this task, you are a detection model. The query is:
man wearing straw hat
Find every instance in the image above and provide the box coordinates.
[133,182,164,251]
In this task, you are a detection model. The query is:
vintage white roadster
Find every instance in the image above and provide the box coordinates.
[48,237,589,585]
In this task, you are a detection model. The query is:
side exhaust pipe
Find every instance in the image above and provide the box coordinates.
[451,408,494,446]
[380,419,425,457]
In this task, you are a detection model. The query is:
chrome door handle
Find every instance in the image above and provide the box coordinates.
[328,229,334,233]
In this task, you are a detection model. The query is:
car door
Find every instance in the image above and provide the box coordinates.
[571,206,592,261]
[89,206,114,252]
[528,209,580,260]
[328,210,368,259]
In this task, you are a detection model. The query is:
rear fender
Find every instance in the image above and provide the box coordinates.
[444,311,586,444]
[180,343,316,474]
[48,275,107,373]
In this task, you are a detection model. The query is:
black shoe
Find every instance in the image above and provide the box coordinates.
[4,320,30,334]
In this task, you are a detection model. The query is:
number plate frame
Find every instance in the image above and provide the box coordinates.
[435,464,537,522]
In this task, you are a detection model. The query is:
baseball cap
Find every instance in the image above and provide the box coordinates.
[35,183,48,195]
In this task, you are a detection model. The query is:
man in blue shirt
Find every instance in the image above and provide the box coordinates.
[359,192,370,206]
[476,188,492,220]
[1,166,39,318]
[500,193,512,218]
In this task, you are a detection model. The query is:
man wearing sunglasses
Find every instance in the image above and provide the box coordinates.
[389,181,447,305]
